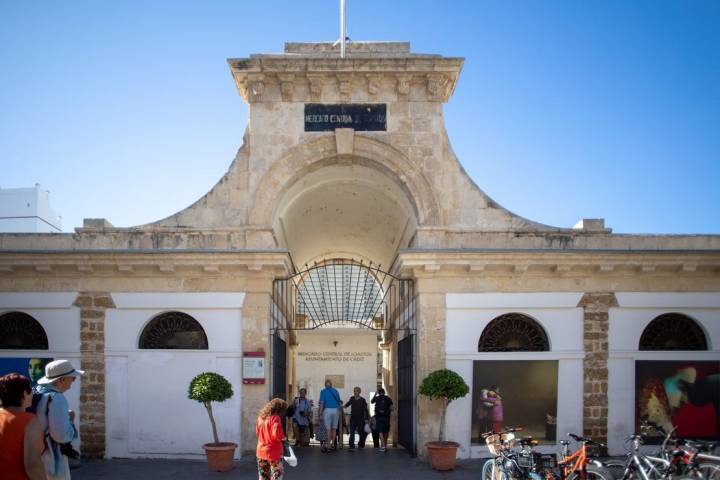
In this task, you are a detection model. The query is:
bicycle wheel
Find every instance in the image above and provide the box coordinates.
[567,465,616,480]
[699,463,720,480]
[484,459,504,480]
[603,461,627,480]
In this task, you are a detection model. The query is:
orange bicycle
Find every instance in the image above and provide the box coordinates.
[557,433,614,480]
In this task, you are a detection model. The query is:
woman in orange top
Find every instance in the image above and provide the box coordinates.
[0,373,45,480]
[256,398,288,480]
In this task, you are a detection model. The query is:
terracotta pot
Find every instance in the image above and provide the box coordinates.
[425,441,460,471]
[203,442,237,472]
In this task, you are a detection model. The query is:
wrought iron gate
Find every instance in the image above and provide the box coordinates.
[271,333,287,400]
[397,333,416,455]
[270,259,416,454]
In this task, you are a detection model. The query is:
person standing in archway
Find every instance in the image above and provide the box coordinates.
[371,388,393,452]
[290,388,313,447]
[318,379,341,452]
[344,386,369,450]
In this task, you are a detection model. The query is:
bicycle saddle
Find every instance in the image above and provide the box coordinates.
[559,440,571,446]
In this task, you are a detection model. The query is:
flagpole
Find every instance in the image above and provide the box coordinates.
[340,0,346,58]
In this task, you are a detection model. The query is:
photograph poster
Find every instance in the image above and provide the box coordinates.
[472,360,558,444]
[636,361,719,441]
[0,357,53,386]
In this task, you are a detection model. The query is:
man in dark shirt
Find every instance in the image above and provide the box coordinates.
[343,386,369,449]
[371,388,393,452]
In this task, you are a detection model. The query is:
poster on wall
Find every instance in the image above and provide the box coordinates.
[471,360,558,444]
[635,361,720,442]
[0,357,53,386]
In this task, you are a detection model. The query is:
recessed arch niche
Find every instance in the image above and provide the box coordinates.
[272,162,419,268]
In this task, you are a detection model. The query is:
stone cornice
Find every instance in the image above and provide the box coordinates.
[394,250,720,278]
[227,55,464,103]
[0,251,293,277]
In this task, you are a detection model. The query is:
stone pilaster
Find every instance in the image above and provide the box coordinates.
[240,282,273,454]
[73,292,115,458]
[578,292,617,444]
[415,289,446,455]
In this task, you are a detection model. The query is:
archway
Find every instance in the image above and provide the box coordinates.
[271,260,416,455]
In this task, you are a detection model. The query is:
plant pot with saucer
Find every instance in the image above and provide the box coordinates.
[188,372,237,472]
[418,368,470,471]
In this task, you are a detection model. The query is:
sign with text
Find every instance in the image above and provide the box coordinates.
[297,351,374,362]
[242,352,265,384]
[304,104,386,132]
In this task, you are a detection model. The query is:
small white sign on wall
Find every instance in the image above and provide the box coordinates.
[243,352,265,384]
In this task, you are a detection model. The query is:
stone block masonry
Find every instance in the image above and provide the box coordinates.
[578,292,617,444]
[73,292,115,458]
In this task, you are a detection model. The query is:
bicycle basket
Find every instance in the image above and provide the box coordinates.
[538,454,557,469]
[502,432,517,449]
[517,453,535,469]
[485,434,502,455]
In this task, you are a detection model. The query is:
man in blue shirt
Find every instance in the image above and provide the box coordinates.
[35,359,82,479]
[318,379,342,451]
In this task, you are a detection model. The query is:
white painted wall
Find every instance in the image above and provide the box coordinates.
[0,185,62,232]
[607,292,720,455]
[0,293,80,448]
[445,293,585,458]
[294,330,378,405]
[105,292,245,459]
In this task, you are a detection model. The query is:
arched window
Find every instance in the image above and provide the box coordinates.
[639,313,707,351]
[0,311,49,350]
[139,311,208,349]
[478,313,549,352]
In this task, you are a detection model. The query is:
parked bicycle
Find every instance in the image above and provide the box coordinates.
[604,421,718,480]
[482,428,613,480]
[557,433,614,480]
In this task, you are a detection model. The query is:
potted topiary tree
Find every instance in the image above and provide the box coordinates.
[418,368,470,471]
[188,372,236,472]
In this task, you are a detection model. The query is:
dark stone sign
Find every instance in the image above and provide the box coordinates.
[304,104,386,132]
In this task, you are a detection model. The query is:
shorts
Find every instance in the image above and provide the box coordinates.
[323,407,340,430]
[375,415,390,434]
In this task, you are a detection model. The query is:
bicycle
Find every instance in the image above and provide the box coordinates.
[482,427,539,480]
[557,433,614,480]
[619,420,720,480]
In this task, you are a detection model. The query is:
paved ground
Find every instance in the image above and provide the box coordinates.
[74,446,488,479]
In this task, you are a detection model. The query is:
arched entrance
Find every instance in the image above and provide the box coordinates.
[270,259,417,455]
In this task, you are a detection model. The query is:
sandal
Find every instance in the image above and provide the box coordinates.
[321,446,328,453]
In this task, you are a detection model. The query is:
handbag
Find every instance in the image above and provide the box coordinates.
[283,443,298,467]
[364,422,372,434]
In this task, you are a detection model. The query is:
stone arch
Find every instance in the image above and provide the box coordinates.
[639,313,708,351]
[248,135,442,229]
[478,313,550,352]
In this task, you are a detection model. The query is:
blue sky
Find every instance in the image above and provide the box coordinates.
[1,1,718,233]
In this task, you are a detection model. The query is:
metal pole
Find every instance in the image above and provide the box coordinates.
[340,0,346,58]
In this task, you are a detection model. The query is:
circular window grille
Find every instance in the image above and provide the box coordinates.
[0,311,49,350]
[478,313,549,352]
[639,313,707,351]
[139,312,208,349]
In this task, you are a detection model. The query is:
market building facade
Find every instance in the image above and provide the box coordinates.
[1,41,719,460]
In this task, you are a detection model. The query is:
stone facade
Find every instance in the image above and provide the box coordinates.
[73,291,115,458]
[0,41,719,459]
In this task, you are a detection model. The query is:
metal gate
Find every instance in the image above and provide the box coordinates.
[270,259,416,454]
[397,333,416,455]
[271,333,287,400]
